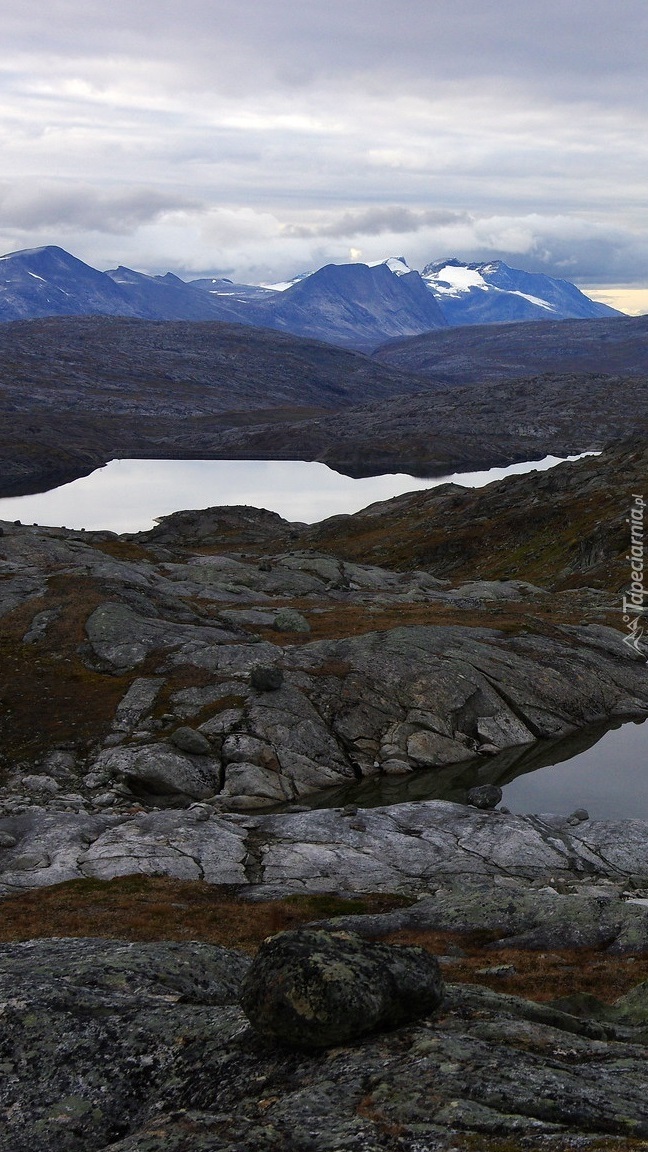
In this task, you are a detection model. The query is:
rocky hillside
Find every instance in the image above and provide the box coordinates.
[0,316,424,495]
[0,443,646,817]
[375,313,648,384]
[304,441,648,591]
[214,371,648,477]
[2,444,648,1151]
[1,315,647,495]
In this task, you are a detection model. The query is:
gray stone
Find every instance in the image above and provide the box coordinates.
[240,927,444,1048]
[40,750,76,779]
[0,832,18,848]
[250,664,284,691]
[273,608,311,633]
[82,770,111,789]
[220,763,290,805]
[112,677,165,733]
[93,792,116,807]
[567,807,590,824]
[110,744,220,800]
[5,934,648,1151]
[476,711,535,748]
[11,852,51,871]
[170,726,212,756]
[406,729,476,767]
[222,732,278,768]
[20,774,60,795]
[467,784,503,809]
[22,607,61,643]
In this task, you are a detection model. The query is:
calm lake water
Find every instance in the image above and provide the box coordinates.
[0,453,592,534]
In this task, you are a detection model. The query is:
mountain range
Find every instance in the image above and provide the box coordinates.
[0,245,621,349]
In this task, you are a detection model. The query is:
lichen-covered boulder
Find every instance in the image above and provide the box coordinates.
[240,927,444,1048]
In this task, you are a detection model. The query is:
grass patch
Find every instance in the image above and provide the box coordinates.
[0,876,408,953]
[382,927,648,1004]
[0,577,131,769]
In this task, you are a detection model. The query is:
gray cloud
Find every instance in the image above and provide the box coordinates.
[0,1,646,287]
[5,2,647,102]
[0,183,201,234]
[283,208,467,240]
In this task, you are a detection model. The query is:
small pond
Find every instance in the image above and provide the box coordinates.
[272,717,648,821]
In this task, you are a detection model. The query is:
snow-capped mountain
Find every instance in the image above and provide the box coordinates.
[250,261,447,346]
[421,258,620,324]
[0,245,623,348]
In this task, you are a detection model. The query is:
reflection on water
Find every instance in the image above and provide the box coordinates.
[272,717,648,820]
[0,453,595,534]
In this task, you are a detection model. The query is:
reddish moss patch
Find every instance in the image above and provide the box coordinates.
[0,578,131,769]
[2,877,647,1008]
[0,876,408,953]
[382,927,648,1004]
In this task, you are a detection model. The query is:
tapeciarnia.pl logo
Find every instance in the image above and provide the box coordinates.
[622,493,646,658]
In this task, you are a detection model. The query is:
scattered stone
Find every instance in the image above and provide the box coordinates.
[476,712,535,748]
[467,784,503,809]
[240,927,444,1048]
[0,832,17,848]
[567,807,590,825]
[22,607,61,643]
[82,770,111,790]
[407,729,476,767]
[476,964,517,977]
[170,726,212,756]
[40,751,76,779]
[98,744,221,801]
[112,677,165,733]
[220,763,290,805]
[251,665,284,691]
[273,608,310,633]
[20,775,60,796]
[93,792,116,808]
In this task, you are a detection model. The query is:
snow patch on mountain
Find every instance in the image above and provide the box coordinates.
[0,244,624,342]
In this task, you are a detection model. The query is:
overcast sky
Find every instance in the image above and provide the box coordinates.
[2,1,647,307]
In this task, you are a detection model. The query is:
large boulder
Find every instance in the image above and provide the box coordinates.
[240,927,444,1049]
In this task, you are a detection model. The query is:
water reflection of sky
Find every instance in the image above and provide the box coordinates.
[502,718,648,821]
[0,453,593,534]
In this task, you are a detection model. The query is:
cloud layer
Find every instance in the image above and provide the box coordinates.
[1,1,647,288]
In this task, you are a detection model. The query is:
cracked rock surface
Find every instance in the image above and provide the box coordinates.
[1,504,647,823]
[2,447,648,1149]
[5,801,648,902]
[3,935,648,1151]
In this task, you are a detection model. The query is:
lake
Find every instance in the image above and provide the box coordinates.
[0,453,594,534]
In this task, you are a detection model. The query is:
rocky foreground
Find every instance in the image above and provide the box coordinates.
[4,916,648,1151]
[2,444,648,1149]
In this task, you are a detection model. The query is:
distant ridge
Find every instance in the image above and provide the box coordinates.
[0,244,623,348]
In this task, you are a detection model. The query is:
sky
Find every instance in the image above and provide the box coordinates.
[2,1,647,311]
